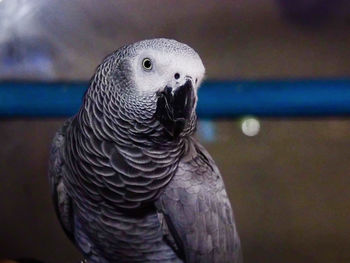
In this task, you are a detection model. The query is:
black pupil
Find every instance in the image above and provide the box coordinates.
[174,73,180,79]
[144,59,151,69]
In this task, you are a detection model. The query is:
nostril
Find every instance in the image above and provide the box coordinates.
[174,73,180,80]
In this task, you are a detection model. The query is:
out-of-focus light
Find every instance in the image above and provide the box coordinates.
[241,117,260,137]
[198,120,216,143]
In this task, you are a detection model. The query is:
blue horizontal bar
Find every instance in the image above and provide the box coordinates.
[0,79,350,118]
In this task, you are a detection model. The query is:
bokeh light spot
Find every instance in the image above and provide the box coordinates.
[241,117,260,136]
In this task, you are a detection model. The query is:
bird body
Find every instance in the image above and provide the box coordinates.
[49,39,241,263]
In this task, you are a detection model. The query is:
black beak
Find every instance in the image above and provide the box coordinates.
[155,80,196,138]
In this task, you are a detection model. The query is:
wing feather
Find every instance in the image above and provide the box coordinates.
[156,138,242,263]
[48,119,75,243]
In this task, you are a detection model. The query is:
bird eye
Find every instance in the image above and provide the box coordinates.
[142,58,152,71]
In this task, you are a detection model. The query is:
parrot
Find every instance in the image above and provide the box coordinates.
[48,38,242,263]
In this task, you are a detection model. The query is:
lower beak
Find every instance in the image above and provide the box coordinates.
[155,80,196,138]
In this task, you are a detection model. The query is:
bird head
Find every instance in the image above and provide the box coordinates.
[86,38,205,139]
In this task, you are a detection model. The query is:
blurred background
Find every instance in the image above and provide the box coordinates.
[1,0,350,262]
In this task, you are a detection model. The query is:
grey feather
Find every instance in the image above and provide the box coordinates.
[156,138,242,262]
[48,119,75,243]
[48,38,241,263]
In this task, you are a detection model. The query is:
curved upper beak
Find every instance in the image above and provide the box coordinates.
[155,79,196,138]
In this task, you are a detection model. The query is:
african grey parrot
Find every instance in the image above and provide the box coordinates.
[48,38,242,263]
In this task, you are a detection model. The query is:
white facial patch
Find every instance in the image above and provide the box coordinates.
[131,49,205,95]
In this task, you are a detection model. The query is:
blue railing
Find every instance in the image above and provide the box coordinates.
[0,79,350,118]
